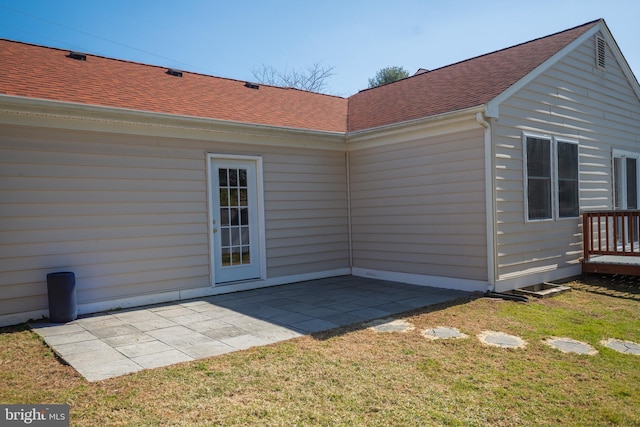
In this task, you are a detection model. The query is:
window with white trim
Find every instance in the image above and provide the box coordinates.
[524,134,579,221]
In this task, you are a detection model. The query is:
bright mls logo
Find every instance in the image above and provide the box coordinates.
[1,405,69,426]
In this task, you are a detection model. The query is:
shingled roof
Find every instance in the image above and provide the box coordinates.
[0,20,601,134]
[0,40,348,133]
[347,19,599,132]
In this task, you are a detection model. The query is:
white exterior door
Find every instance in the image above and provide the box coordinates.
[209,156,264,284]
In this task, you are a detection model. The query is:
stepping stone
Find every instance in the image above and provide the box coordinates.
[600,338,640,355]
[545,337,597,355]
[422,326,468,340]
[367,318,415,333]
[478,331,526,349]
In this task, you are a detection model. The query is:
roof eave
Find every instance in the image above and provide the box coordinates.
[0,94,347,146]
[346,105,486,149]
[347,104,486,138]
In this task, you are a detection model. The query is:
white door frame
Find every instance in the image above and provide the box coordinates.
[613,148,640,210]
[207,153,266,285]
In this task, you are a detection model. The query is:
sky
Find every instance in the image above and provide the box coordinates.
[0,0,638,97]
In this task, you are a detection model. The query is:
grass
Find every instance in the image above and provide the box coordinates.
[1,277,639,426]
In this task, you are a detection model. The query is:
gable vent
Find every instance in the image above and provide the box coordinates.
[166,68,183,77]
[244,82,259,89]
[595,36,606,70]
[67,51,86,61]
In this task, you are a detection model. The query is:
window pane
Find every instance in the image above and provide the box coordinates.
[559,180,579,217]
[528,178,552,219]
[558,142,578,179]
[526,137,552,220]
[527,137,550,177]
[557,141,579,218]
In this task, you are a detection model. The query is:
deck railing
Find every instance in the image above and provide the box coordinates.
[583,210,640,261]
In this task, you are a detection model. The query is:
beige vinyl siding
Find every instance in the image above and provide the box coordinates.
[263,150,349,277]
[349,128,487,281]
[0,124,348,317]
[493,32,640,279]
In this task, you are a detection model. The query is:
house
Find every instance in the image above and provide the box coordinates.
[1,19,639,326]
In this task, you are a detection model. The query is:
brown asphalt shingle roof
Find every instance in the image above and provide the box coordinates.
[0,41,348,133]
[347,20,599,132]
[0,20,600,134]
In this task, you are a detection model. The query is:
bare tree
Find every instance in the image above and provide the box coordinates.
[251,62,335,93]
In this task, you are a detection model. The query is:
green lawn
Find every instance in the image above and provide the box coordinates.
[1,277,639,426]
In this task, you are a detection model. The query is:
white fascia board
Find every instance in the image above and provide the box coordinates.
[0,95,347,150]
[486,22,603,118]
[598,20,640,102]
[346,105,486,151]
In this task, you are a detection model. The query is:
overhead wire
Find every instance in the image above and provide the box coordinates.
[0,4,215,75]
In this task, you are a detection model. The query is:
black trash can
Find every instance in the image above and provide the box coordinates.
[47,272,77,323]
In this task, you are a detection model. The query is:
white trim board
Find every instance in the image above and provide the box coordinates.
[495,264,581,292]
[351,267,488,292]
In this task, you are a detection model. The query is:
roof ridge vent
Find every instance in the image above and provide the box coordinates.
[166,68,183,77]
[244,82,259,89]
[67,51,86,61]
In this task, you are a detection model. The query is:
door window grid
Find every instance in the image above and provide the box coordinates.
[219,167,250,267]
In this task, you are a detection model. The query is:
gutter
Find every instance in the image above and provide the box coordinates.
[0,94,347,145]
[346,105,486,141]
[476,111,497,291]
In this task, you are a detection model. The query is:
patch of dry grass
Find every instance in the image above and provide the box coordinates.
[1,280,639,426]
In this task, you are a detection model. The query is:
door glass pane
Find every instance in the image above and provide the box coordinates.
[218,169,228,187]
[230,208,240,226]
[627,158,637,209]
[220,208,229,226]
[231,247,241,265]
[614,158,622,209]
[221,248,231,267]
[229,169,238,186]
[229,189,238,206]
[241,226,250,245]
[219,188,229,207]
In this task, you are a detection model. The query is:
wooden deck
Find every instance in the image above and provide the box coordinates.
[582,210,640,276]
[582,255,640,275]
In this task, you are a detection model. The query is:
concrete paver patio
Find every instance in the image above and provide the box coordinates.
[30,276,468,381]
